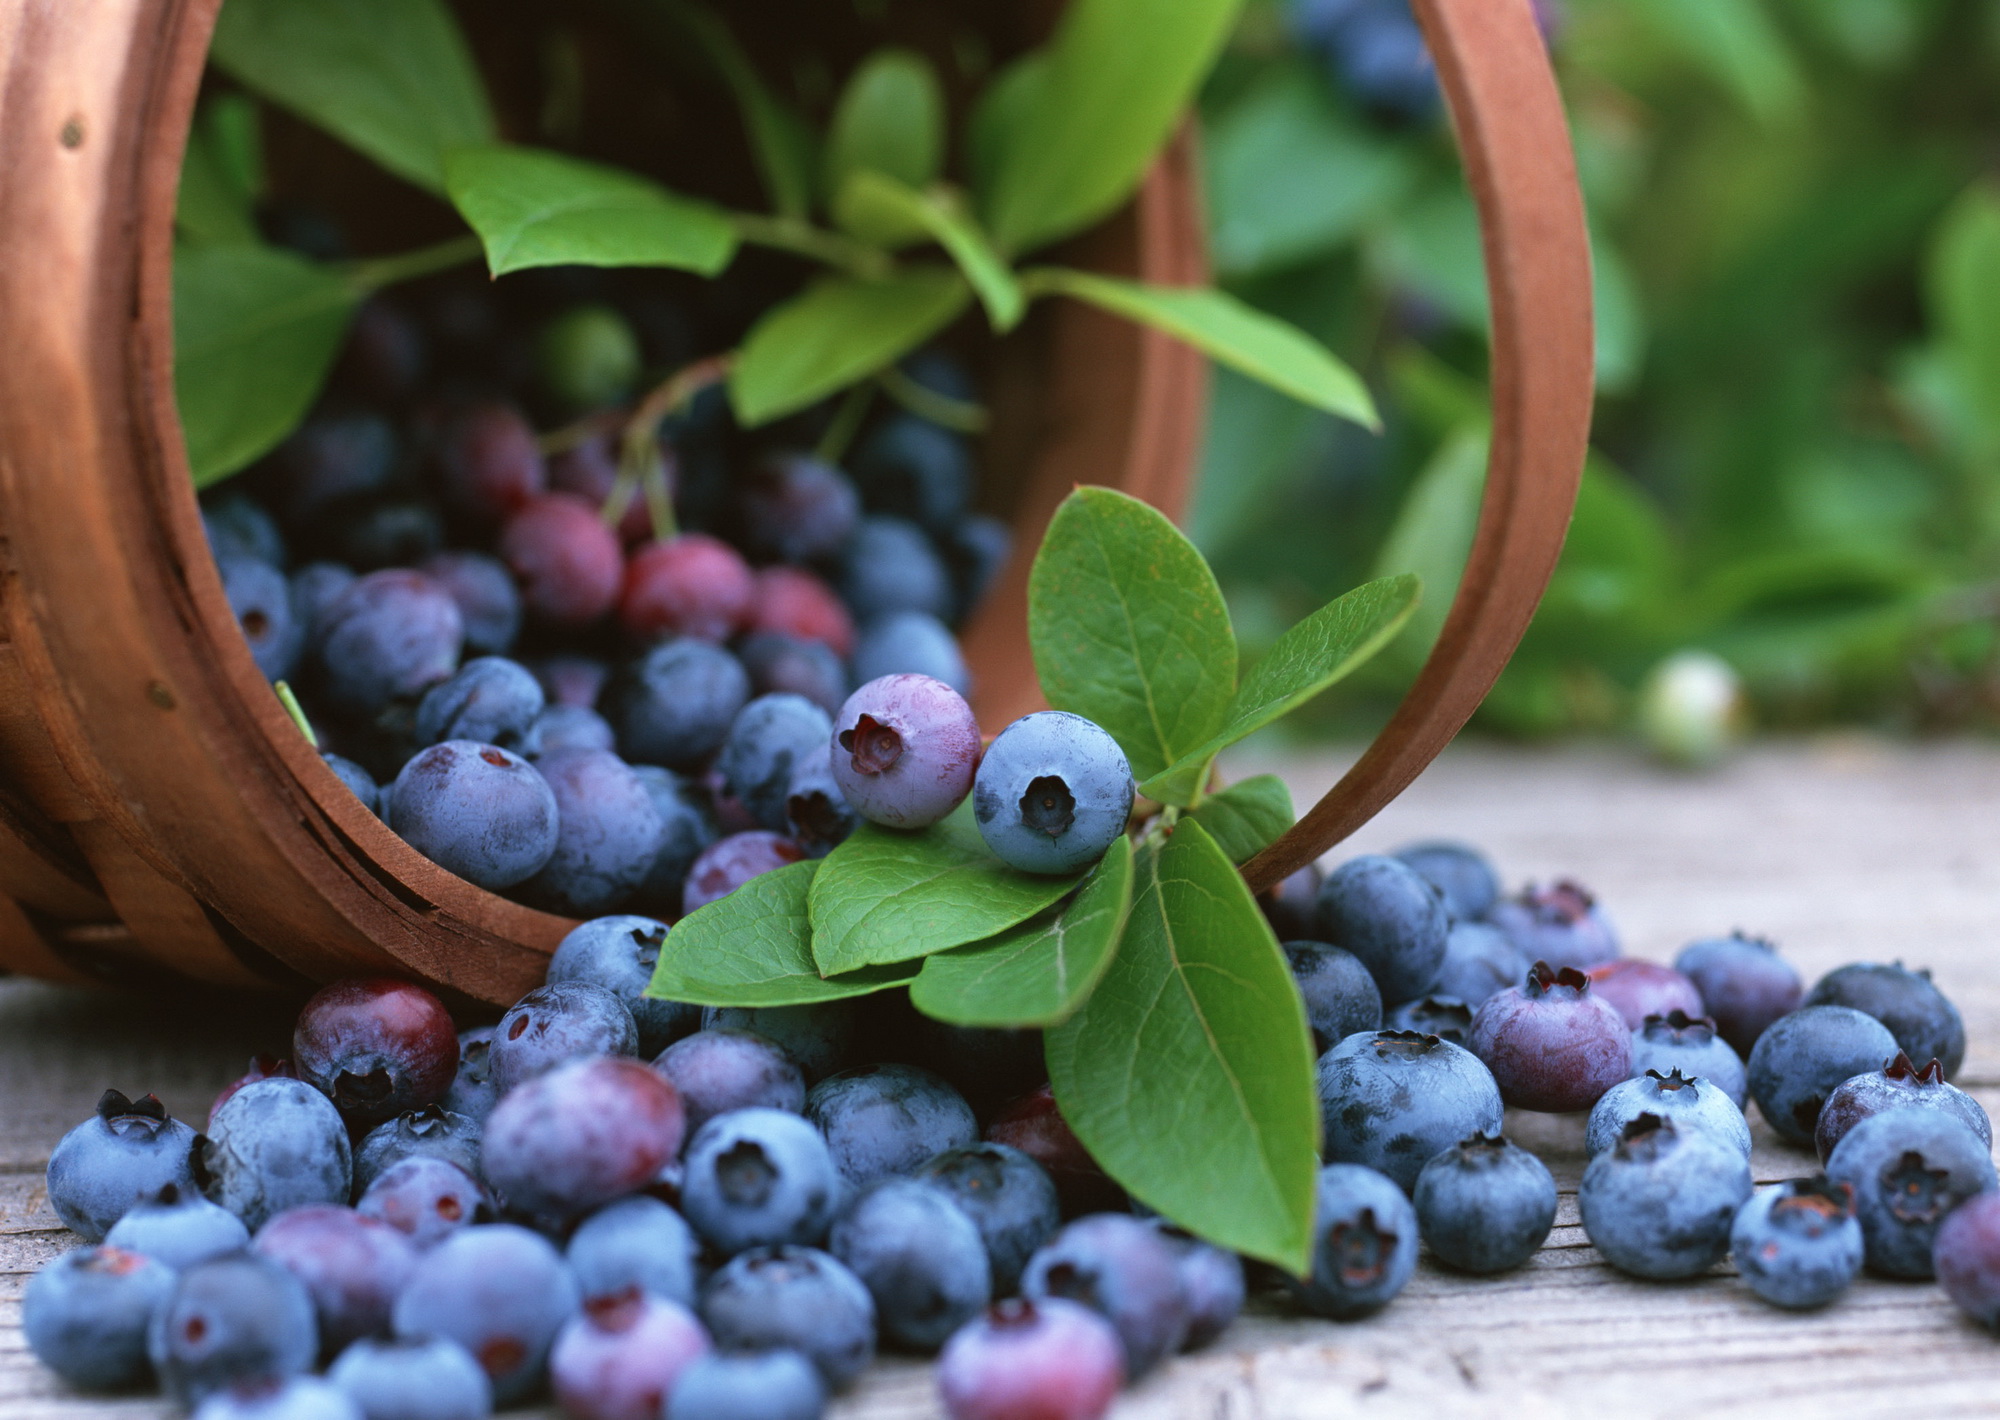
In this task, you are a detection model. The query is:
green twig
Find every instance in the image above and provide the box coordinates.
[732,213,891,278]
[598,353,736,541]
[878,365,988,432]
[344,234,484,293]
[273,681,318,749]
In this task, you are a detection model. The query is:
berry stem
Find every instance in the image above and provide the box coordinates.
[273,680,318,748]
[731,213,891,278]
[877,365,988,432]
[343,234,484,293]
[814,381,874,464]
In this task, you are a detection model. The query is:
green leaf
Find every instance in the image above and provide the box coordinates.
[1927,183,2000,451]
[443,145,737,278]
[835,173,1025,329]
[1140,574,1420,803]
[662,2,818,219]
[1368,185,1488,333]
[824,48,944,210]
[808,802,1082,976]
[966,53,1050,199]
[1045,821,1319,1270]
[209,0,494,195]
[1627,0,1805,126]
[645,861,919,1006]
[177,125,259,248]
[730,269,971,427]
[1184,776,1293,865]
[1023,268,1378,427]
[978,0,1243,254]
[1370,426,1488,671]
[175,245,359,486]
[909,836,1134,1028]
[1028,487,1236,794]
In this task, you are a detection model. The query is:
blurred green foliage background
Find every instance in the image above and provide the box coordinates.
[1197,0,2000,739]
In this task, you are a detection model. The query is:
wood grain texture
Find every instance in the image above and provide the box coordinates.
[7,740,2000,1420]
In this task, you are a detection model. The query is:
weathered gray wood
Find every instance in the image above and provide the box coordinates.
[7,740,2000,1420]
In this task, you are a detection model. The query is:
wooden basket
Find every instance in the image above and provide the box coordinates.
[0,0,1589,1003]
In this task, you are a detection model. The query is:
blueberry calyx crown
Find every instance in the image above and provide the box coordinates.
[96,1088,169,1124]
[986,1297,1043,1330]
[1453,1132,1511,1164]
[839,715,903,775]
[398,1105,451,1136]
[1369,1028,1443,1056]
[1329,1206,1398,1286]
[582,1287,646,1332]
[1639,1009,1716,1043]
[1020,775,1076,839]
[1522,879,1594,925]
[626,924,667,969]
[787,787,847,842]
[1523,961,1591,999]
[1884,1149,1955,1224]
[1615,1111,1676,1158]
[1643,1067,1700,1094]
[1881,1051,1946,1086]
[1771,1174,1856,1224]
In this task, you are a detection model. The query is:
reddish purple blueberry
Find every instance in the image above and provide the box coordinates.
[499,494,624,628]
[293,978,459,1127]
[652,1028,805,1137]
[483,1057,686,1221]
[619,535,755,644]
[1488,880,1619,972]
[549,1292,710,1420]
[1935,1190,2000,1328]
[433,403,545,523]
[1673,932,1802,1056]
[419,551,521,657]
[738,454,861,564]
[1584,958,1704,1031]
[1021,1213,1190,1378]
[489,981,640,1093]
[936,1297,1123,1420]
[1815,1052,1992,1163]
[1468,962,1632,1113]
[682,831,807,915]
[749,565,855,656]
[254,1204,419,1357]
[830,674,981,831]
[356,1156,491,1252]
[986,1086,1123,1218]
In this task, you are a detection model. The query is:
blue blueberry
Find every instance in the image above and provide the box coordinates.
[193,1377,365,1420]
[718,694,835,833]
[391,1224,581,1404]
[1629,1011,1748,1109]
[317,570,463,716]
[739,632,849,718]
[322,754,381,815]
[739,454,861,564]
[1020,1213,1189,1378]
[1285,940,1384,1049]
[205,493,288,566]
[1746,1005,1899,1147]
[526,703,616,758]
[325,498,446,574]
[566,1195,699,1307]
[1383,995,1473,1044]
[830,1178,991,1349]
[328,1336,493,1420]
[522,749,667,915]
[972,713,1133,876]
[1434,920,1529,1005]
[106,1183,251,1268]
[702,1003,858,1083]
[630,766,721,912]
[807,1063,978,1188]
[253,1204,419,1357]
[1487,880,1619,972]
[356,1157,492,1252]
[1315,855,1448,1005]
[1392,840,1499,921]
[414,659,543,752]
[386,742,559,890]
[1145,1221,1244,1349]
[441,1027,498,1124]
[783,748,857,856]
[917,1143,1062,1297]
[292,563,358,652]
[1825,1109,1998,1278]
[352,1106,482,1196]
[47,1090,198,1241]
[1316,1030,1503,1193]
[489,981,639,1094]
[148,1251,319,1405]
[1816,1051,1991,1162]
[664,1350,825,1420]
[1412,1133,1556,1273]
[419,552,521,659]
[1585,1069,1751,1159]
[943,513,1011,623]
[1260,863,1322,942]
[270,411,397,524]
[199,1078,352,1232]
[221,554,302,681]
[850,611,968,694]
[606,638,751,770]
[680,1107,841,1254]
[1288,0,1439,120]
[548,914,697,1058]
[1674,932,1802,1057]
[699,1245,876,1390]
[1578,1114,1752,1280]
[852,413,971,532]
[653,1028,805,1137]
[839,515,954,622]
[1804,961,1966,1079]
[24,1244,177,1389]
[1729,1176,1863,1309]
[1288,1164,1418,1319]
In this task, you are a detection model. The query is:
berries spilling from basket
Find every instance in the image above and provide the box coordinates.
[26,832,2000,1419]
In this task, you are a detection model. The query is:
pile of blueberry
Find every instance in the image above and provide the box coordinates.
[203,264,1009,917]
[25,833,2000,1420]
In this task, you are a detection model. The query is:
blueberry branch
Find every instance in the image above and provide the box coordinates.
[342,234,484,293]
[730,213,892,279]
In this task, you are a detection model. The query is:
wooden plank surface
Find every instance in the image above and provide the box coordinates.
[7,737,2000,1420]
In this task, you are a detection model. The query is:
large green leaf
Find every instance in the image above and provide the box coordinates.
[1028,487,1236,794]
[730,269,970,426]
[1024,268,1378,427]
[809,801,1082,976]
[1370,427,1488,672]
[909,836,1133,1028]
[176,98,261,247]
[209,0,494,195]
[645,861,918,1006]
[1046,821,1319,1270]
[978,0,1242,254]
[835,174,1025,329]
[1184,776,1293,865]
[824,48,944,215]
[1141,574,1419,803]
[175,245,359,486]
[443,146,736,278]
[1927,184,2000,451]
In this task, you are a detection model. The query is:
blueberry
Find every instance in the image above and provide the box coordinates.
[739,632,849,717]
[1815,1052,1992,1163]
[1412,1133,1556,1273]
[106,1183,250,1268]
[1021,1213,1189,1377]
[850,610,969,693]
[206,493,289,566]
[852,413,971,532]
[1583,959,1704,1031]
[1629,1011,1748,1108]
[1468,962,1632,1112]
[838,515,953,621]
[901,1019,1049,1119]
[24,1244,177,1389]
[566,1195,699,1307]
[973,713,1132,876]
[1144,1221,1244,1349]
[1730,1176,1863,1310]
[317,570,463,716]
[606,638,751,770]
[254,1205,418,1357]
[1934,1191,2000,1328]
[943,513,1012,623]
[523,749,667,915]
[664,1350,826,1420]
[936,1297,1124,1420]
[1285,940,1384,1049]
[533,654,611,710]
[699,1245,876,1390]
[193,1377,365,1420]
[629,766,721,911]
[1315,855,1449,1005]
[199,1078,353,1231]
[1259,863,1322,942]
[549,1292,709,1420]
[294,978,460,1128]
[420,552,521,658]
[739,454,861,564]
[489,982,639,1093]
[271,413,398,524]
[619,534,756,644]
[483,1057,685,1220]
[783,748,858,856]
[1487,880,1619,972]
[352,1106,482,1196]
[831,673,982,830]
[1585,1069,1751,1159]
[356,1158,492,1251]
[718,694,835,834]
[538,303,640,412]
[391,1224,581,1404]
[680,1107,841,1254]
[1434,920,1529,1005]
[807,1063,978,1188]
[324,498,446,573]
[414,658,543,752]
[916,1144,1062,1297]
[432,403,546,522]
[1746,1004,1899,1148]
[1316,1030,1504,1193]
[328,1336,493,1420]
[527,703,617,758]
[221,554,302,680]
[441,1027,499,1124]
[148,1251,319,1405]
[985,1084,1125,1218]
[293,563,358,652]
[1383,995,1474,1043]
[1581,1114,1753,1279]
[1674,932,1802,1057]
[1803,961,1966,1080]
[831,1177,990,1350]
[1289,1163,1418,1319]
[1289,0,1440,119]
[749,565,857,654]
[549,914,697,1058]
[1392,840,1499,921]
[653,1029,805,1137]
[322,753,381,815]
[47,1089,198,1240]
[386,742,559,891]
[210,1057,303,1129]
[1826,1109,1998,1278]
[702,1003,858,1083]
[682,831,808,914]
[500,493,625,628]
